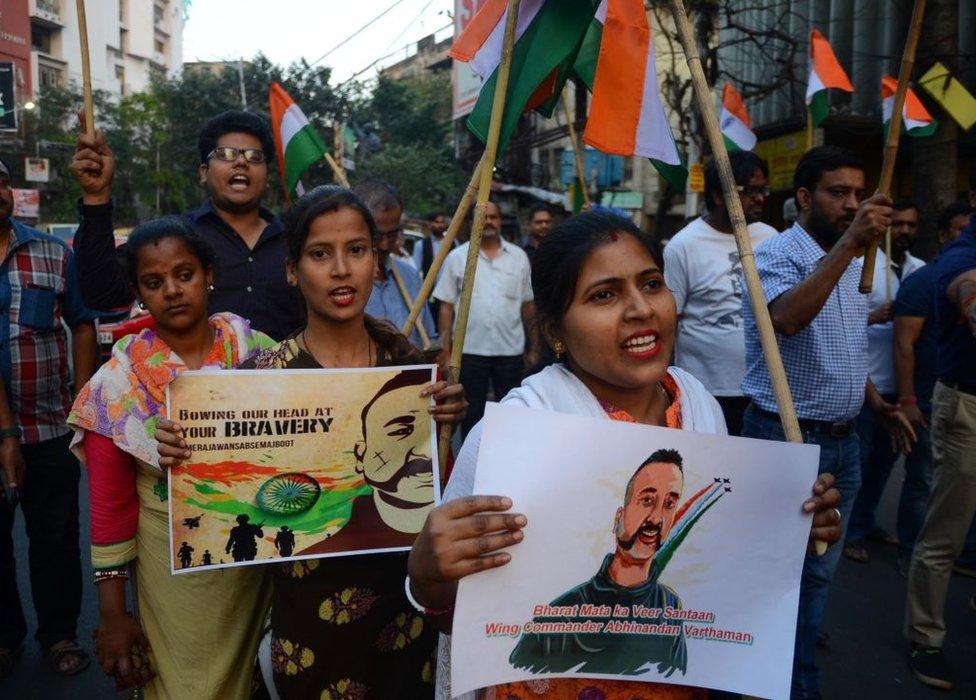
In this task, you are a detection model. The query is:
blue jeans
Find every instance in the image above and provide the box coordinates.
[897,422,933,554]
[848,395,897,543]
[742,405,861,700]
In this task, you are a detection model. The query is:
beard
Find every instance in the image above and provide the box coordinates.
[365,449,432,494]
[617,521,661,555]
[893,234,914,254]
[805,207,848,246]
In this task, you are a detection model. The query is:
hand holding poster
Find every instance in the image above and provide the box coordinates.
[166,366,438,573]
[451,403,820,699]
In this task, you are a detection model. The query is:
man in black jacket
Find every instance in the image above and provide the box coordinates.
[69,110,302,340]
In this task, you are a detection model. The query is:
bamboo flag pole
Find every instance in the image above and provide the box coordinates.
[389,263,432,348]
[668,0,801,444]
[859,0,926,294]
[400,154,485,337]
[436,0,522,479]
[323,152,350,188]
[805,107,814,151]
[562,91,591,209]
[75,0,94,138]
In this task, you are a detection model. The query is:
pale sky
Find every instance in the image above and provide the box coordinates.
[182,0,455,84]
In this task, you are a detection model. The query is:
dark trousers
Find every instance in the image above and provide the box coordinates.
[716,395,751,437]
[459,354,523,438]
[0,433,82,650]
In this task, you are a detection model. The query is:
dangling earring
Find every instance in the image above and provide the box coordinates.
[553,340,566,359]
[207,284,215,292]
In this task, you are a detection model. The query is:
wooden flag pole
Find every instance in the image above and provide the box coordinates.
[884,230,893,303]
[562,91,591,209]
[805,107,814,151]
[323,152,350,188]
[668,0,801,442]
[389,263,432,349]
[75,0,95,138]
[859,0,926,294]
[401,154,485,337]
[436,0,521,480]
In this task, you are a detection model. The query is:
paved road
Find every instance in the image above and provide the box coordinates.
[3,459,974,698]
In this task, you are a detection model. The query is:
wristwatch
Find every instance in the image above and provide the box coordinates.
[0,426,21,440]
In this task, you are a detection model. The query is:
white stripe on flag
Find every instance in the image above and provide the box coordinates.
[280,103,311,149]
[720,108,757,150]
[634,33,681,164]
[805,69,826,103]
[595,0,607,23]
[470,0,545,80]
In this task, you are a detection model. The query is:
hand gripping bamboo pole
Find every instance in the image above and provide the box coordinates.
[859,0,926,294]
[562,92,592,209]
[436,0,522,480]
[75,0,95,138]
[401,154,485,337]
[389,262,431,349]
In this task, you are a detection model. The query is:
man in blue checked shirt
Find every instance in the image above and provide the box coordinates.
[740,146,915,700]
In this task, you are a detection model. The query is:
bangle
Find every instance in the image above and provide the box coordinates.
[404,575,453,616]
[898,396,918,406]
[93,568,130,585]
[0,426,20,440]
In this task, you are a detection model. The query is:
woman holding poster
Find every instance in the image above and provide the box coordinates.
[67,217,276,698]
[406,212,844,699]
[155,186,466,699]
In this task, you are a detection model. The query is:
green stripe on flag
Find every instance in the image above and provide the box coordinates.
[283,124,327,197]
[722,134,742,153]
[572,18,602,90]
[882,118,939,141]
[467,0,594,153]
[809,90,830,128]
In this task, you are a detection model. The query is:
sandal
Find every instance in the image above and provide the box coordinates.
[0,647,19,680]
[843,542,869,563]
[46,641,90,676]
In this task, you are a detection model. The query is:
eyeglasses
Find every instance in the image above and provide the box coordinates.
[736,185,771,198]
[206,147,267,164]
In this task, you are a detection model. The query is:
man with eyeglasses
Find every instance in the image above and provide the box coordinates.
[739,146,915,700]
[69,110,302,341]
[353,180,436,350]
[663,150,777,436]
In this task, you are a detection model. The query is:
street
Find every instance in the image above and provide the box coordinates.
[3,459,975,699]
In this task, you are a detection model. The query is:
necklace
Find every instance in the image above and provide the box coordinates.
[299,328,373,368]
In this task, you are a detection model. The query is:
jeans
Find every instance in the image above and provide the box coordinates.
[848,394,898,543]
[742,405,861,700]
[0,433,82,650]
[459,354,524,438]
[897,422,933,554]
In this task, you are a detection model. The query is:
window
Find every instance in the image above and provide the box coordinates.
[155,40,165,53]
[115,65,126,95]
[31,26,53,54]
[39,64,63,89]
[154,4,164,23]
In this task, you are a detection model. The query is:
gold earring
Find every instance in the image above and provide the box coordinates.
[553,340,565,359]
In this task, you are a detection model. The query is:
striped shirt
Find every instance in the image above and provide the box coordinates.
[1,220,98,443]
[742,223,868,422]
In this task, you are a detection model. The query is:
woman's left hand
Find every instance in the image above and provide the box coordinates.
[803,472,843,555]
[422,381,468,425]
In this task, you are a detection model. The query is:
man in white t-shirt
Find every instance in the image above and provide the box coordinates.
[434,200,539,437]
[663,150,777,435]
[845,199,926,563]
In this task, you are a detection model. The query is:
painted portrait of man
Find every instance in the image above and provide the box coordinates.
[509,449,689,677]
[301,368,435,555]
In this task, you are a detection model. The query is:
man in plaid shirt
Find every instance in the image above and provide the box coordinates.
[741,146,914,700]
[0,157,98,678]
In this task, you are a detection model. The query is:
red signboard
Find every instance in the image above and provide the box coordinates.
[0,0,32,99]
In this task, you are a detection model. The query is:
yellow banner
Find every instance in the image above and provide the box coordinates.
[754,131,807,191]
[918,62,976,131]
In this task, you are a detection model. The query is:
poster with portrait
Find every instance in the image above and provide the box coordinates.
[166,366,439,574]
[451,403,821,699]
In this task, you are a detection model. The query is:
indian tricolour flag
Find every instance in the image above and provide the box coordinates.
[578,0,686,191]
[719,82,756,152]
[806,29,853,127]
[882,75,937,137]
[450,0,594,153]
[268,82,327,198]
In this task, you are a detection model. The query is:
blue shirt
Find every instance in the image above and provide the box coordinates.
[935,217,976,385]
[365,257,437,349]
[892,263,938,413]
[742,223,868,422]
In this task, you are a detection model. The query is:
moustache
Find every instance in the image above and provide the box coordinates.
[617,521,661,551]
[365,450,432,493]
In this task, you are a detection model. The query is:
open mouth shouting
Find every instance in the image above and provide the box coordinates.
[330,285,357,307]
[228,173,251,192]
[621,329,661,360]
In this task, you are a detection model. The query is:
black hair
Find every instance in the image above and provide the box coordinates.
[531,211,663,332]
[197,110,275,166]
[528,202,552,220]
[793,145,864,198]
[426,210,447,222]
[353,179,404,214]
[283,185,379,263]
[124,216,216,286]
[937,200,974,231]
[892,198,919,213]
[358,368,430,439]
[624,448,684,501]
[704,151,769,212]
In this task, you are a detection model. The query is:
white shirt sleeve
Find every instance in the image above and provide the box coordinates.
[663,240,689,314]
[432,250,460,305]
[519,254,534,303]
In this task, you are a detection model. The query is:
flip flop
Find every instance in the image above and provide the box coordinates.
[843,543,869,563]
[46,641,90,676]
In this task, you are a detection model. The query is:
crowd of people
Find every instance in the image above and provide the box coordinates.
[0,107,972,700]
